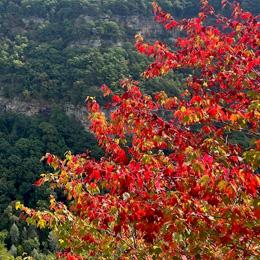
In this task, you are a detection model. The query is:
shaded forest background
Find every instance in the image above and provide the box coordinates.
[0,0,258,258]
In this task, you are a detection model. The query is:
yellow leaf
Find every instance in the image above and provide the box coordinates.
[218,180,227,191]
[15,201,22,210]
[37,218,46,229]
[180,106,186,112]
[199,175,210,186]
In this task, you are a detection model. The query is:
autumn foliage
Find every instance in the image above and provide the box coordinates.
[17,1,259,259]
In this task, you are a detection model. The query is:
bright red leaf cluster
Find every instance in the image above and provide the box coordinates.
[17,1,259,259]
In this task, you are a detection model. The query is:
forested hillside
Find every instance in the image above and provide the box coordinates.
[1,0,258,104]
[0,0,184,104]
[0,0,259,258]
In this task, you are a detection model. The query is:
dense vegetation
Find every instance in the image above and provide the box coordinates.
[0,0,258,258]
[1,0,258,104]
[0,110,102,258]
[0,0,182,104]
[18,0,259,258]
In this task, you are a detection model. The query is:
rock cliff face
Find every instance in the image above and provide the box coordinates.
[69,13,166,48]
[0,90,89,129]
[115,15,163,36]
[63,103,88,128]
[0,93,41,117]
[0,3,171,125]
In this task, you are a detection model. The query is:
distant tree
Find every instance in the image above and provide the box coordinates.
[21,227,28,241]
[48,231,58,252]
[31,248,40,259]
[9,244,17,257]
[241,0,260,14]
[9,223,19,246]
[27,226,38,239]
[22,237,40,254]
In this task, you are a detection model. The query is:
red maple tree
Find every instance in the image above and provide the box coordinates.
[17,1,259,259]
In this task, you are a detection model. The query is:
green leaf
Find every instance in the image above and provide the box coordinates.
[218,180,227,191]
[199,175,210,186]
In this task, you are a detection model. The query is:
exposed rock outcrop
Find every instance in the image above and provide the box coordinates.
[0,91,89,129]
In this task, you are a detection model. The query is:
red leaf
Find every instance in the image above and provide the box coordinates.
[241,12,252,20]
[165,20,178,30]
[91,170,101,180]
[114,148,127,164]
[221,0,228,8]
[112,95,122,103]
[46,154,53,164]
[34,178,45,187]
[190,95,202,104]
[101,84,112,97]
